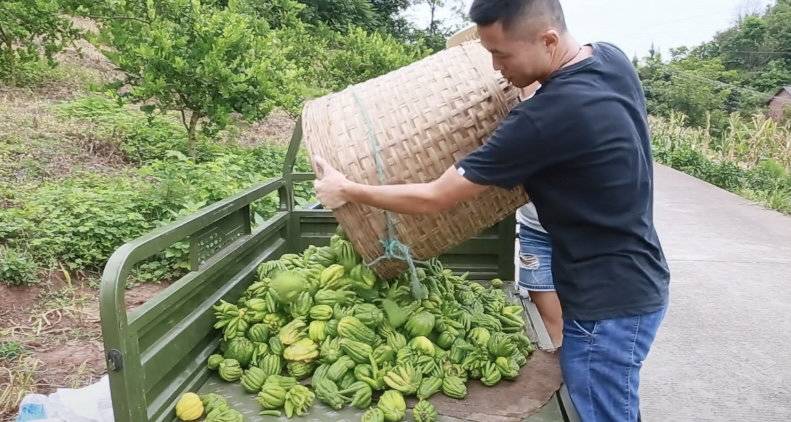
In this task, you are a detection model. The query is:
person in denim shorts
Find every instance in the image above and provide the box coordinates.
[517,202,563,346]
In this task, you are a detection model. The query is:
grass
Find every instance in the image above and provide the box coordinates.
[651,113,791,214]
[63,361,92,389]
[0,351,40,419]
[0,90,127,201]
[28,287,92,336]
[1,47,112,94]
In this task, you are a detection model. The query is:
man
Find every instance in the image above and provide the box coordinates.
[313,0,670,420]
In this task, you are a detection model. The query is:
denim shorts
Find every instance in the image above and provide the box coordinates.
[518,224,555,292]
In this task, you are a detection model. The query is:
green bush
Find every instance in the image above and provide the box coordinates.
[0,247,38,286]
[2,144,313,281]
[746,159,790,190]
[700,160,743,191]
[5,173,160,271]
[278,24,429,96]
[140,145,312,208]
[7,94,309,282]
[135,145,312,281]
[2,58,61,87]
[57,95,215,164]
[0,340,26,360]
[743,160,791,214]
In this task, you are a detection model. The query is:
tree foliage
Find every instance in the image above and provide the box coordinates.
[0,0,81,81]
[638,0,791,129]
[96,0,304,156]
[89,0,428,156]
[2,0,436,150]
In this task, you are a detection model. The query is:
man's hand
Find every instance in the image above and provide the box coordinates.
[313,155,488,214]
[313,155,351,210]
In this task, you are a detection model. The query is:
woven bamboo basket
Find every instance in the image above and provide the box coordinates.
[302,40,528,279]
[446,24,479,48]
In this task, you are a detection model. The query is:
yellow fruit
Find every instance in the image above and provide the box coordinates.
[175,392,204,421]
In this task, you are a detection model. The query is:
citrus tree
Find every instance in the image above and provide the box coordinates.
[98,0,303,157]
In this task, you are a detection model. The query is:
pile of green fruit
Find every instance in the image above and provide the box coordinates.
[205,229,534,421]
[175,392,244,421]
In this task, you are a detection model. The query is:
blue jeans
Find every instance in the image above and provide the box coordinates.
[518,225,555,291]
[560,306,667,421]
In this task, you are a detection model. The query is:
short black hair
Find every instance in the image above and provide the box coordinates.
[469,0,567,33]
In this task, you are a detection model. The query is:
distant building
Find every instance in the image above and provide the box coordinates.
[767,86,791,121]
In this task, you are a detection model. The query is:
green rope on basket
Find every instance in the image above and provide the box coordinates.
[352,91,428,300]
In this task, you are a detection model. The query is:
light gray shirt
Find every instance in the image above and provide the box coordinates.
[516,202,547,233]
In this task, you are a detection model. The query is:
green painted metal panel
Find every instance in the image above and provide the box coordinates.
[128,212,288,333]
[291,171,316,182]
[100,178,287,422]
[188,205,251,271]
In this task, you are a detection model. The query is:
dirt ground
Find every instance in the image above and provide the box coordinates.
[0,274,169,421]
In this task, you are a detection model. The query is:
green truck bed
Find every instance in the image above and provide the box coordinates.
[99,124,577,421]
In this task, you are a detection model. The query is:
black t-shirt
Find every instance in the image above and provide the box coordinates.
[456,42,669,321]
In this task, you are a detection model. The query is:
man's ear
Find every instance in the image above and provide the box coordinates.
[541,29,560,49]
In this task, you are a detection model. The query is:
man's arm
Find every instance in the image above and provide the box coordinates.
[313,156,488,215]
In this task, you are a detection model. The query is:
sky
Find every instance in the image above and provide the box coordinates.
[405,0,776,59]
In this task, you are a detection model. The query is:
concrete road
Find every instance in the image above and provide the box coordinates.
[642,165,791,421]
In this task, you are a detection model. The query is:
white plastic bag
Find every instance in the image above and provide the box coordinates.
[16,375,114,422]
